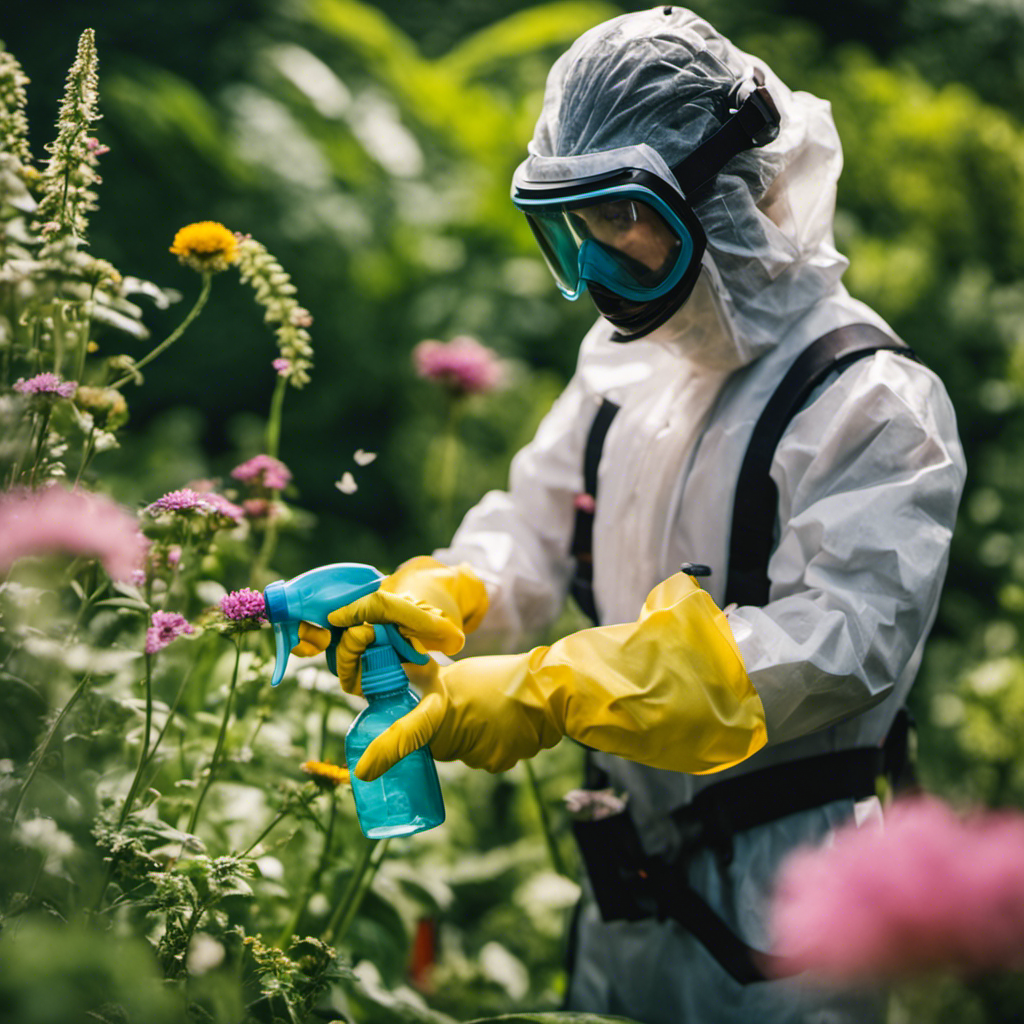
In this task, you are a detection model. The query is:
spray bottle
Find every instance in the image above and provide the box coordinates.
[264,563,445,838]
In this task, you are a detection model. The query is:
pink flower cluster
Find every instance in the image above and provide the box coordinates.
[13,373,77,398]
[220,588,267,622]
[145,611,194,654]
[144,487,243,522]
[412,335,506,396]
[231,454,292,491]
[272,358,291,376]
[0,485,146,582]
[769,796,1024,981]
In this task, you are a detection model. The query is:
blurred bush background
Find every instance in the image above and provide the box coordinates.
[5,0,1024,1018]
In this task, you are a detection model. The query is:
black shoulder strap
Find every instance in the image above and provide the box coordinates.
[569,398,620,625]
[568,324,912,623]
[723,323,912,608]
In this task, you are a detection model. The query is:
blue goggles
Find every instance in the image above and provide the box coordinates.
[512,174,705,303]
[512,77,781,308]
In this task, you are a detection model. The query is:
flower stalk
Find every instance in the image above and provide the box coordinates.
[523,759,570,878]
[110,273,212,389]
[118,653,154,828]
[10,673,92,822]
[324,836,389,946]
[185,635,242,836]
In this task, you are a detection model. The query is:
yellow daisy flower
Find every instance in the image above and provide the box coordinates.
[300,760,351,790]
[169,221,238,274]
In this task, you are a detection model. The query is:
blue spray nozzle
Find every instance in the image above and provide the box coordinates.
[263,563,428,688]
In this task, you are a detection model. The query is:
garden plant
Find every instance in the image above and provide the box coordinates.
[0,28,617,1024]
[7,0,1024,1020]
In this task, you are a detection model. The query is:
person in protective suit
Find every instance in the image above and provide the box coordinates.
[296,8,966,1022]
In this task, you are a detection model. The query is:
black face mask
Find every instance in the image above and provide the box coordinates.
[588,270,698,341]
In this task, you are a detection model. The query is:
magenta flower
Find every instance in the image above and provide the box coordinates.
[242,498,274,520]
[230,454,292,491]
[412,335,507,396]
[13,373,78,398]
[145,488,210,515]
[769,796,1024,981]
[144,487,242,523]
[220,588,267,622]
[197,491,244,523]
[273,358,291,376]
[145,611,194,654]
[0,485,146,582]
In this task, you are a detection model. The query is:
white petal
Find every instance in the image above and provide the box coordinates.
[353,449,377,466]
[335,472,358,494]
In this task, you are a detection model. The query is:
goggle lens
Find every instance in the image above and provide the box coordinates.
[520,192,695,302]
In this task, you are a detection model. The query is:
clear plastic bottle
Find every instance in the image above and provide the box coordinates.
[345,628,445,839]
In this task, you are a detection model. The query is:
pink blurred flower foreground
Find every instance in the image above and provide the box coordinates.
[231,454,292,491]
[412,335,506,396]
[0,485,146,582]
[145,611,194,654]
[220,588,267,622]
[13,372,77,398]
[769,796,1024,981]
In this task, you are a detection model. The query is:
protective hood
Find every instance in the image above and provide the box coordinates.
[528,5,849,360]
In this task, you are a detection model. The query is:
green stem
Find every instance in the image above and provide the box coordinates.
[438,399,463,540]
[73,425,96,489]
[524,759,569,878]
[276,791,336,949]
[10,673,92,821]
[252,515,279,586]
[323,835,387,946]
[185,636,242,836]
[265,373,287,459]
[118,653,154,828]
[239,805,293,859]
[76,278,99,383]
[110,274,212,389]
[26,406,52,488]
[140,655,199,787]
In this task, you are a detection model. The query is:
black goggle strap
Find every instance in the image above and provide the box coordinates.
[670,76,781,197]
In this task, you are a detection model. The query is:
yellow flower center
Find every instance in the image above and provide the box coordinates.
[169,221,238,273]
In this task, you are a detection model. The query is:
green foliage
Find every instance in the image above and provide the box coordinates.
[5,2,1024,1021]
[0,916,183,1024]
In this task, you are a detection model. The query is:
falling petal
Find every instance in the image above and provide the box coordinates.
[353,449,377,466]
[335,472,358,494]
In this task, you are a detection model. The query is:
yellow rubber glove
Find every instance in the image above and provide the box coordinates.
[290,557,489,695]
[351,572,767,780]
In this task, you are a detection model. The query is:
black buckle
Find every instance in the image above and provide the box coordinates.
[738,85,781,146]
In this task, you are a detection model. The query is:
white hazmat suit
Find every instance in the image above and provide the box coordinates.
[432,7,966,1023]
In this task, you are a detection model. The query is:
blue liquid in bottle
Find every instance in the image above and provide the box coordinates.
[345,628,445,839]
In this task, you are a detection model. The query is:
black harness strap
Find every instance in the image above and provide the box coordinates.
[569,398,620,625]
[724,323,912,608]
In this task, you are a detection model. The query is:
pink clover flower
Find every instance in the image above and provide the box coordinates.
[0,485,146,582]
[769,796,1024,981]
[14,373,77,398]
[145,611,194,654]
[231,454,292,491]
[220,588,267,622]
[412,335,506,396]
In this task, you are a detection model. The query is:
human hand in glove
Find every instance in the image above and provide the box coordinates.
[349,572,767,781]
[290,556,489,695]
